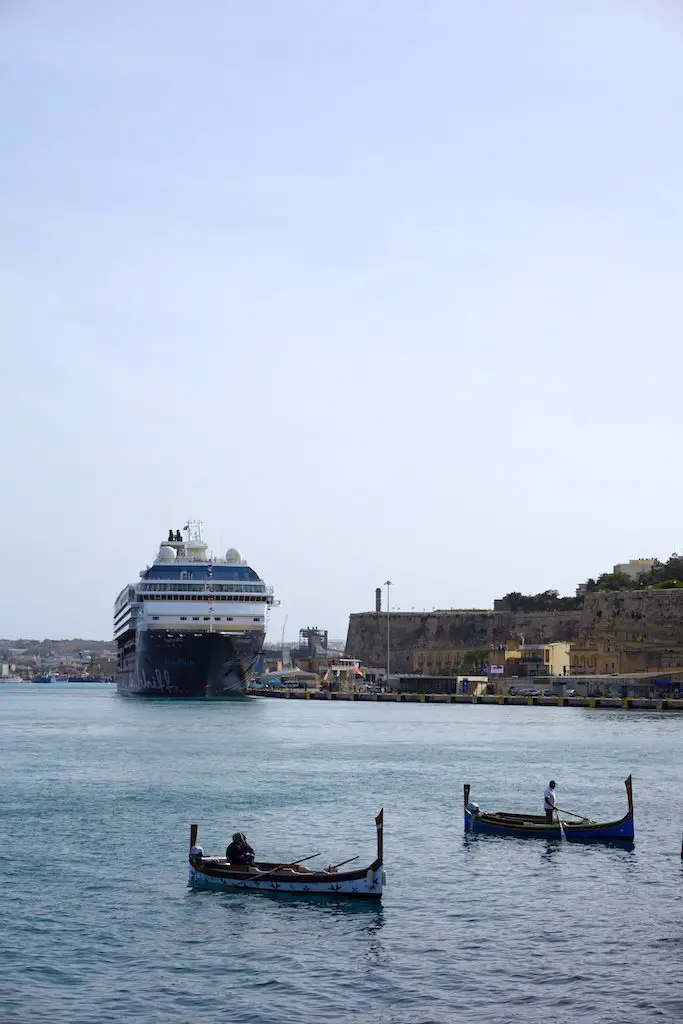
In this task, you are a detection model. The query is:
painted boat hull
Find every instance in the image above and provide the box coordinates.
[188,810,385,901]
[463,776,634,843]
[464,812,634,841]
[188,862,384,899]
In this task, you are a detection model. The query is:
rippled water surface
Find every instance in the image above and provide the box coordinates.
[2,685,682,1023]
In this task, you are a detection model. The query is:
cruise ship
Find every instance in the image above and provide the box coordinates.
[114,522,275,698]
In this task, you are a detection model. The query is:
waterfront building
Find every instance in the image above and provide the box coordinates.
[395,674,489,696]
[569,640,683,676]
[569,642,617,675]
[505,641,570,677]
[411,648,478,674]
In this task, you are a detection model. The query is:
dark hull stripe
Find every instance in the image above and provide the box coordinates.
[117,629,264,698]
[466,811,634,841]
[194,860,382,885]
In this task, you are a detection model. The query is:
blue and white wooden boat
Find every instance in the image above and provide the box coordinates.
[464,776,634,842]
[188,811,385,900]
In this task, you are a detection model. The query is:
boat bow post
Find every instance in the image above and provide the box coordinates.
[372,808,386,891]
[463,784,479,831]
[375,808,384,865]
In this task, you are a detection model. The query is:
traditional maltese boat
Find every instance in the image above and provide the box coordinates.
[188,810,385,899]
[464,776,634,842]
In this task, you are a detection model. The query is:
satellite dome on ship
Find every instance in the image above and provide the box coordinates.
[156,545,177,562]
[225,548,242,563]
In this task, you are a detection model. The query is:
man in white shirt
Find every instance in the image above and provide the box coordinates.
[543,780,557,823]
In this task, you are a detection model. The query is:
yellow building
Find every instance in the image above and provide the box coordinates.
[412,649,477,674]
[570,641,683,675]
[505,642,570,677]
[569,642,616,675]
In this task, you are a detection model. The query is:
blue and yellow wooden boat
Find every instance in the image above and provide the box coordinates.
[464,776,634,842]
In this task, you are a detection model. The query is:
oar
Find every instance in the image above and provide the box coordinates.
[554,809,568,842]
[555,806,595,823]
[248,852,321,882]
[326,855,359,871]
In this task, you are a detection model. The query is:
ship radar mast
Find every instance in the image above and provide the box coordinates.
[184,521,204,544]
[183,520,208,561]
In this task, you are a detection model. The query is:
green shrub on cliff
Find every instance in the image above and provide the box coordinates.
[500,556,683,609]
[586,556,683,593]
[594,571,635,591]
[500,590,582,612]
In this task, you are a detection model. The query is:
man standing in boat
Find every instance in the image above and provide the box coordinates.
[544,780,557,823]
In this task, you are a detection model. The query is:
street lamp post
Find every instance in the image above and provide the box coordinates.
[384,580,392,686]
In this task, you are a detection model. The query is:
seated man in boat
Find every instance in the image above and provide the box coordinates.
[543,780,557,823]
[226,832,255,865]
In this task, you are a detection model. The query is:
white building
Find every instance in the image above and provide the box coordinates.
[613,559,656,580]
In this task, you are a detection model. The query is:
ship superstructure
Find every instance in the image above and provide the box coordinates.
[114,522,275,697]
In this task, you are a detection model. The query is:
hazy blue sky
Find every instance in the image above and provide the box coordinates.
[2,1,683,642]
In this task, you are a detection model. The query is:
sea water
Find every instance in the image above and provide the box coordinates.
[1,684,682,1024]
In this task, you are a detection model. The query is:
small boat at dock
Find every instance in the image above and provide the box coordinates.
[464,776,634,842]
[188,811,385,899]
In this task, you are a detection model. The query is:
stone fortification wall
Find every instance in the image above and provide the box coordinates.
[491,610,582,647]
[345,609,583,671]
[345,590,683,671]
[581,590,683,647]
[344,612,491,673]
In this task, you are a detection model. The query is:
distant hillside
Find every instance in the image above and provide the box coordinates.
[0,638,116,675]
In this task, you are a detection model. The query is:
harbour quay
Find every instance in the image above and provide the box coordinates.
[251,686,683,712]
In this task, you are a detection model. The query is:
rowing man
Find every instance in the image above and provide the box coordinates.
[543,780,557,823]
[226,832,255,865]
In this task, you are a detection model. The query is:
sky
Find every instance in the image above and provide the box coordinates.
[2,0,683,643]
